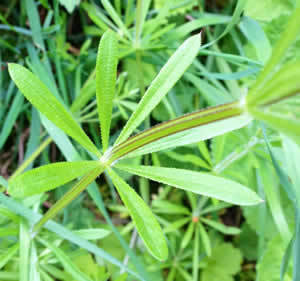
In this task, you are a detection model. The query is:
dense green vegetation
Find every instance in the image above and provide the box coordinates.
[0,0,300,280]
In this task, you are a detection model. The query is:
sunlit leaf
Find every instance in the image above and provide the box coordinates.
[9,161,103,198]
[108,101,250,162]
[8,64,101,158]
[115,164,263,206]
[107,168,168,261]
[115,34,201,144]
[96,30,118,152]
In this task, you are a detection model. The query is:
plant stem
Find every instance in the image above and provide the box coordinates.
[135,44,150,202]
[136,50,145,96]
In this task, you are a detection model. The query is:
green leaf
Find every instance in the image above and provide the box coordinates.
[39,238,94,281]
[164,218,190,233]
[262,127,296,203]
[248,61,300,106]
[180,222,195,250]
[135,0,151,42]
[247,3,300,99]
[203,0,247,48]
[198,222,211,257]
[257,235,292,281]
[0,243,19,270]
[250,108,300,147]
[0,91,24,150]
[73,253,110,281]
[33,165,105,233]
[25,0,45,50]
[109,102,250,162]
[81,3,112,32]
[115,164,263,206]
[101,0,130,38]
[0,193,144,280]
[167,13,230,41]
[200,218,241,235]
[107,168,168,261]
[239,16,271,63]
[73,228,111,240]
[96,30,118,152]
[201,243,242,281]
[152,200,190,215]
[115,34,201,144]
[283,137,300,204]
[8,161,102,198]
[19,221,30,281]
[244,0,293,22]
[257,159,291,242]
[8,64,101,158]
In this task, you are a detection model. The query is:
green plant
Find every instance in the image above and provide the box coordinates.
[2,1,300,280]
[6,2,300,265]
[7,29,261,261]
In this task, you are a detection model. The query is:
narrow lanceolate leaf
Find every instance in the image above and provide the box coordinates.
[200,218,241,235]
[8,64,101,158]
[33,165,105,234]
[250,108,300,148]
[247,2,300,99]
[107,168,168,261]
[247,61,300,106]
[115,164,263,206]
[96,30,118,152]
[101,0,131,38]
[8,161,103,198]
[135,0,151,42]
[115,34,201,144]
[107,101,250,162]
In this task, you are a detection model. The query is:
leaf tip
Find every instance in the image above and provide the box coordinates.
[7,63,16,76]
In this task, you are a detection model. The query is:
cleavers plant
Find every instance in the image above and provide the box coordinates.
[7,2,300,263]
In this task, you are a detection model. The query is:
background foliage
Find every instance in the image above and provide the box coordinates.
[0,0,299,280]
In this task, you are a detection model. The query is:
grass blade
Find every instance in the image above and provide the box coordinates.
[25,0,45,50]
[0,90,24,150]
